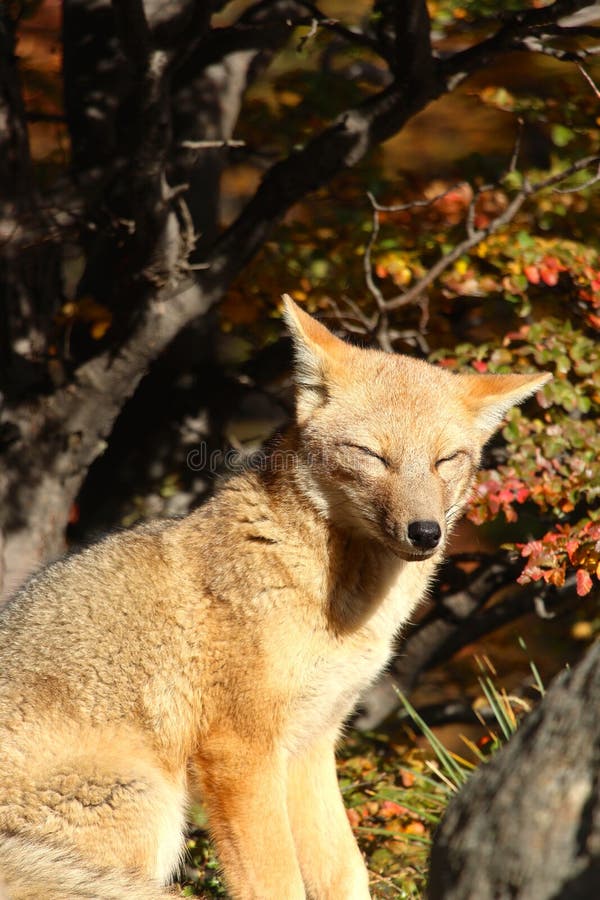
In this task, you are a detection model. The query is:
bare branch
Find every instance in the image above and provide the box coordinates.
[440,0,598,90]
[290,1,382,55]
[384,189,527,312]
[178,139,246,150]
[516,34,600,60]
[323,294,375,338]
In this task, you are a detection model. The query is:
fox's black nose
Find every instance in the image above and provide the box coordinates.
[407,520,442,550]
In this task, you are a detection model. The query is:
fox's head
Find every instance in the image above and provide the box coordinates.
[283,295,550,561]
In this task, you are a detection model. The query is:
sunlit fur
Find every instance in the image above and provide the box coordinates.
[0,298,549,900]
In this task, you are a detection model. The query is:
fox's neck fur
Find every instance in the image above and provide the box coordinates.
[250,425,437,637]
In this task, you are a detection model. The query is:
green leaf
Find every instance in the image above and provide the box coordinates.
[551,124,575,147]
[516,231,535,249]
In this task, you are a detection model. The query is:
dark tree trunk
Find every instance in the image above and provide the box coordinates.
[428,641,600,900]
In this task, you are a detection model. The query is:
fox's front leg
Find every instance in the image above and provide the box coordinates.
[193,735,305,900]
[287,734,371,900]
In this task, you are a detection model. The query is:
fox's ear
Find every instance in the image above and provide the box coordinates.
[461,371,551,439]
[282,294,347,420]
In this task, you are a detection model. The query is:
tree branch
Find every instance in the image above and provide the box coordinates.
[365,153,600,319]
[439,0,596,90]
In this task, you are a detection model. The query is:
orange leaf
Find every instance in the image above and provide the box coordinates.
[380,800,408,819]
[524,264,540,285]
[400,769,415,788]
[346,808,361,828]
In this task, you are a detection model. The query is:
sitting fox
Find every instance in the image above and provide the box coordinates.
[0,297,549,899]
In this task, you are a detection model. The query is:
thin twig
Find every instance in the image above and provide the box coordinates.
[364,192,393,352]
[178,139,246,150]
[325,294,375,336]
[369,182,469,214]
[516,34,600,60]
[290,0,383,55]
[364,193,386,314]
[296,17,321,52]
[554,162,600,193]
[577,62,600,98]
[509,118,524,173]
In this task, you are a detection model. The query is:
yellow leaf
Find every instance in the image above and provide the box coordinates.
[278,90,302,107]
[90,320,111,340]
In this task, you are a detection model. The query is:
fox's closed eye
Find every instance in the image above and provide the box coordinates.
[435,450,468,468]
[342,443,388,466]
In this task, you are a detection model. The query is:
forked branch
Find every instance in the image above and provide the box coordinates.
[356,152,600,351]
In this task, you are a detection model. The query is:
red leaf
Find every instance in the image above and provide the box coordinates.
[521,540,543,558]
[566,539,579,563]
[521,565,545,582]
[576,569,593,597]
[540,266,559,287]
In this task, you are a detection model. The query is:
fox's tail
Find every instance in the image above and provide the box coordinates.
[0,833,173,900]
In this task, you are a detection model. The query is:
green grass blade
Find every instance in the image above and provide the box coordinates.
[395,689,469,788]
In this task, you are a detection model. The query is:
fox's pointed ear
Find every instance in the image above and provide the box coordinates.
[461,371,551,439]
[282,294,347,420]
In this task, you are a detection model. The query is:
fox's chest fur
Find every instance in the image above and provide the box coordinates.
[181,493,439,755]
[266,554,438,753]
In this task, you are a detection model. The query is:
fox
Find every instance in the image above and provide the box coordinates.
[0,296,550,900]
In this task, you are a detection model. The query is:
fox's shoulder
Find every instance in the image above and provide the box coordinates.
[169,467,328,602]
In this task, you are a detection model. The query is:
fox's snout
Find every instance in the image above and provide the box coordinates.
[381,508,444,560]
[407,519,442,551]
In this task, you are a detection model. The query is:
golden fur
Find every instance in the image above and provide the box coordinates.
[0,298,549,898]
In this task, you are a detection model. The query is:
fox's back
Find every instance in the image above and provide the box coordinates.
[0,521,196,736]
